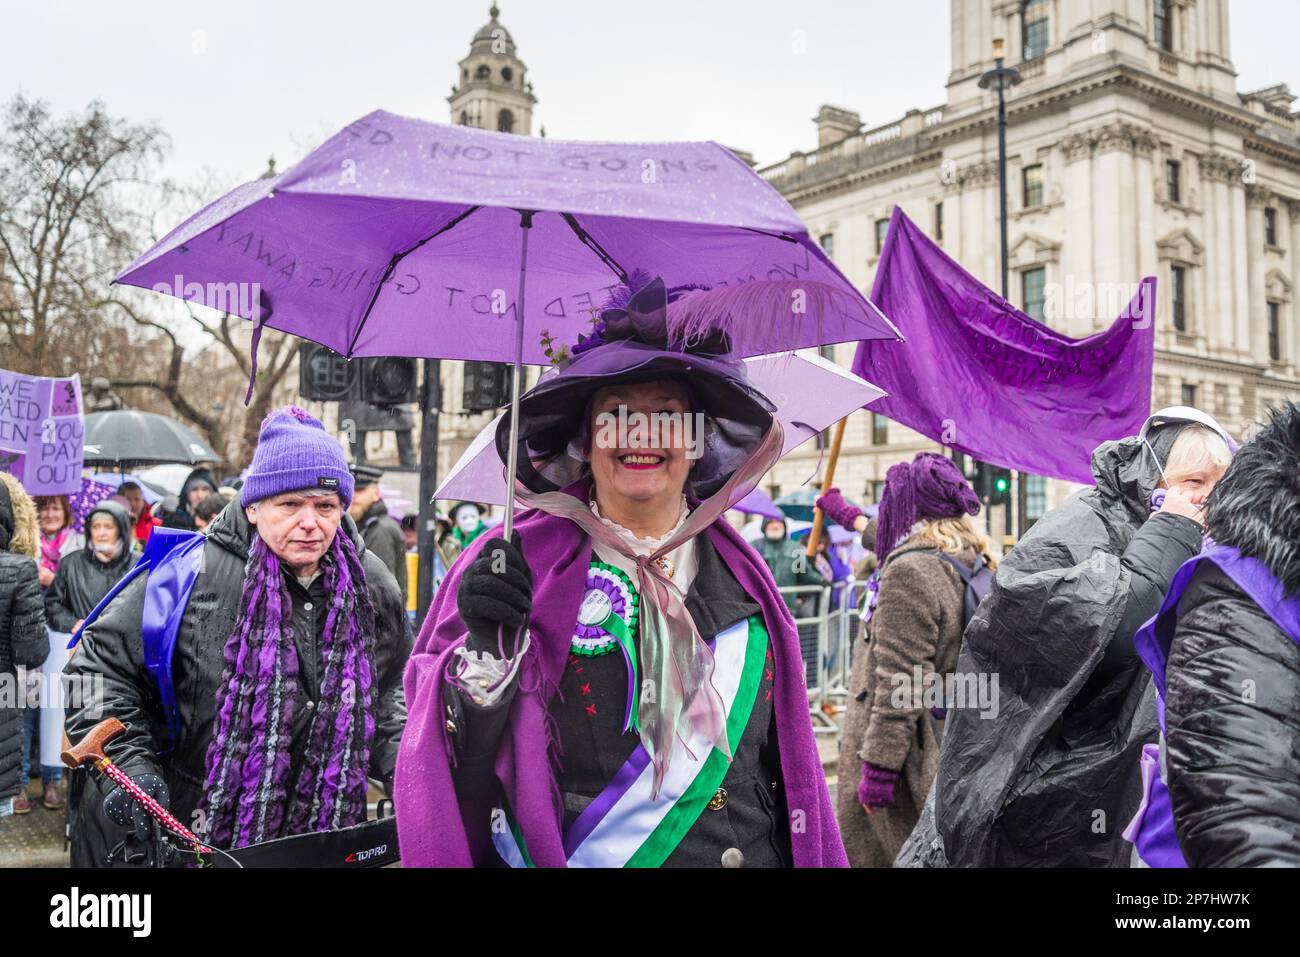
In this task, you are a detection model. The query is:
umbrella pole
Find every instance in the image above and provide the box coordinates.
[806,417,847,558]
[502,211,536,541]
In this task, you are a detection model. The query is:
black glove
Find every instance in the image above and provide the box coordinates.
[102,772,170,842]
[457,531,532,657]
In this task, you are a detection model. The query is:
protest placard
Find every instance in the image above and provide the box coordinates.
[0,368,84,495]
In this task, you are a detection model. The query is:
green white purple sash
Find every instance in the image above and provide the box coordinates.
[492,614,769,868]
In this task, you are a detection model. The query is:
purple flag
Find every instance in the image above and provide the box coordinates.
[852,208,1154,485]
[0,368,84,495]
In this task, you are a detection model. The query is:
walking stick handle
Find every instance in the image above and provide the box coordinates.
[61,717,126,771]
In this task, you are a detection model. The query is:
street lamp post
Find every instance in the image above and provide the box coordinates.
[979,39,1022,541]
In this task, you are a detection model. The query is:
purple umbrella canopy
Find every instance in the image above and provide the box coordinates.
[114,111,899,364]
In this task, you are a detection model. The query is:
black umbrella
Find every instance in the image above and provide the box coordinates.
[82,411,219,469]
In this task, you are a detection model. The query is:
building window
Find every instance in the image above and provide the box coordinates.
[458,110,470,126]
[819,233,834,259]
[1022,267,1047,321]
[1171,264,1187,332]
[1025,474,1047,526]
[934,201,944,242]
[497,109,514,133]
[475,64,490,80]
[875,218,890,255]
[1165,160,1181,203]
[1268,302,1281,361]
[1265,207,1278,246]
[869,480,885,505]
[1022,164,1043,208]
[1154,0,1174,52]
[501,66,513,83]
[1181,383,1197,406]
[1022,0,1050,61]
[871,413,888,446]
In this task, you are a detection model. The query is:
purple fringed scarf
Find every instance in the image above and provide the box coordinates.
[874,452,980,560]
[200,530,378,849]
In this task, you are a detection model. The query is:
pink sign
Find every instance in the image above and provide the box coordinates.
[0,369,84,495]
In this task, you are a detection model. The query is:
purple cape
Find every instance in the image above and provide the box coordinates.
[393,481,847,867]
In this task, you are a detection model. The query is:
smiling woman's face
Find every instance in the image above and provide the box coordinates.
[587,379,693,508]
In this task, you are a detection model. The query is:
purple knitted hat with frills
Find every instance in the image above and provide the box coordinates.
[241,406,354,507]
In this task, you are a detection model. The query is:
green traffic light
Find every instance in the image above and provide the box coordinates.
[995,477,1009,492]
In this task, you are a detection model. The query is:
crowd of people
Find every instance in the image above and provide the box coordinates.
[1,278,1297,869]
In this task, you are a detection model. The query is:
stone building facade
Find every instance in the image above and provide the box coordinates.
[758,0,1300,531]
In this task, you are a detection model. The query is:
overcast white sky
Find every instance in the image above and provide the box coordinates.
[5,0,1298,191]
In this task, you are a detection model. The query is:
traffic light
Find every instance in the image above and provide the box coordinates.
[462,361,514,412]
[972,461,1012,506]
[298,345,419,405]
[362,356,419,405]
[299,344,358,401]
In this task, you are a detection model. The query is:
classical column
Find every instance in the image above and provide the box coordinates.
[1245,186,1271,365]
[1229,172,1251,358]
[1290,199,1300,366]
[1134,136,1158,322]
[1093,124,1128,299]
[1060,131,1094,316]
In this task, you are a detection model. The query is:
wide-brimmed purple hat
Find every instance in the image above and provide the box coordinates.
[496,275,777,498]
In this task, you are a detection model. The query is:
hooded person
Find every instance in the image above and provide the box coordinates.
[450,501,488,549]
[0,474,48,818]
[817,457,996,867]
[394,275,846,868]
[64,407,411,866]
[904,407,1234,868]
[161,467,218,531]
[44,500,135,634]
[349,464,409,606]
[1125,403,1300,867]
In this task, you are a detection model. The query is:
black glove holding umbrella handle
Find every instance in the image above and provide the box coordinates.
[457,531,532,659]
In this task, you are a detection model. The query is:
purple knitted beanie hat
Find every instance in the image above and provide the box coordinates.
[240,406,354,507]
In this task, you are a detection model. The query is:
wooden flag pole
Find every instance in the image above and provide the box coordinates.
[806,417,848,557]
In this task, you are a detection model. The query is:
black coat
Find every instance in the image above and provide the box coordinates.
[448,533,792,867]
[932,434,1203,867]
[161,468,217,531]
[1164,405,1300,867]
[64,500,412,865]
[357,499,408,607]
[44,501,135,634]
[0,550,48,800]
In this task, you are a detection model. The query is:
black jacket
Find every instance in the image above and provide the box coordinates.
[1164,404,1300,867]
[64,500,412,865]
[448,533,791,867]
[932,433,1203,867]
[161,468,217,531]
[0,548,48,800]
[357,499,408,607]
[44,501,134,633]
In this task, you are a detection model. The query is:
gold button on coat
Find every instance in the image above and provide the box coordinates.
[707,787,728,811]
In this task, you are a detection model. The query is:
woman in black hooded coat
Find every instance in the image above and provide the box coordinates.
[1162,404,1300,866]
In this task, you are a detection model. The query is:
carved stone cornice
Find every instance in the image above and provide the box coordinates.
[1058,120,1157,161]
[1197,151,1250,184]
[958,160,999,187]
[1246,184,1276,208]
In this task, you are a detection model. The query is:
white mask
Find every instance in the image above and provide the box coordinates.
[456,509,481,534]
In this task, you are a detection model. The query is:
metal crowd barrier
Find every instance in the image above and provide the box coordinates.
[777,579,867,735]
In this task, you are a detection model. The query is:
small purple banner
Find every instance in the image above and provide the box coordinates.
[0,368,84,495]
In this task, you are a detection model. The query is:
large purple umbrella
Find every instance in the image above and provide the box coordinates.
[115,111,899,531]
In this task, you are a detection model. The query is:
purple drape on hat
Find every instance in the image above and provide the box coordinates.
[393,479,847,867]
[851,208,1155,485]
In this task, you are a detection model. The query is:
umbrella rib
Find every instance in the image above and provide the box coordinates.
[560,213,629,283]
[345,204,483,357]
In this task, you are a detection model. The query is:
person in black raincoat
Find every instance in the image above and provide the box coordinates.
[44,500,135,634]
[64,409,411,866]
[905,408,1234,867]
[161,467,217,531]
[1161,403,1300,866]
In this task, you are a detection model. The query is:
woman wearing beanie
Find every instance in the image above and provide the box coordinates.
[818,454,994,866]
[65,407,412,865]
[395,276,845,867]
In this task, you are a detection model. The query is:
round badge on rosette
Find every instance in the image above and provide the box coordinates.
[571,562,640,656]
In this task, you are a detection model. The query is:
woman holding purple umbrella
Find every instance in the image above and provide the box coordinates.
[394,275,846,867]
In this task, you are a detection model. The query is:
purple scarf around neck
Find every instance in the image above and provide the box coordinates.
[393,477,847,867]
[201,530,378,849]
